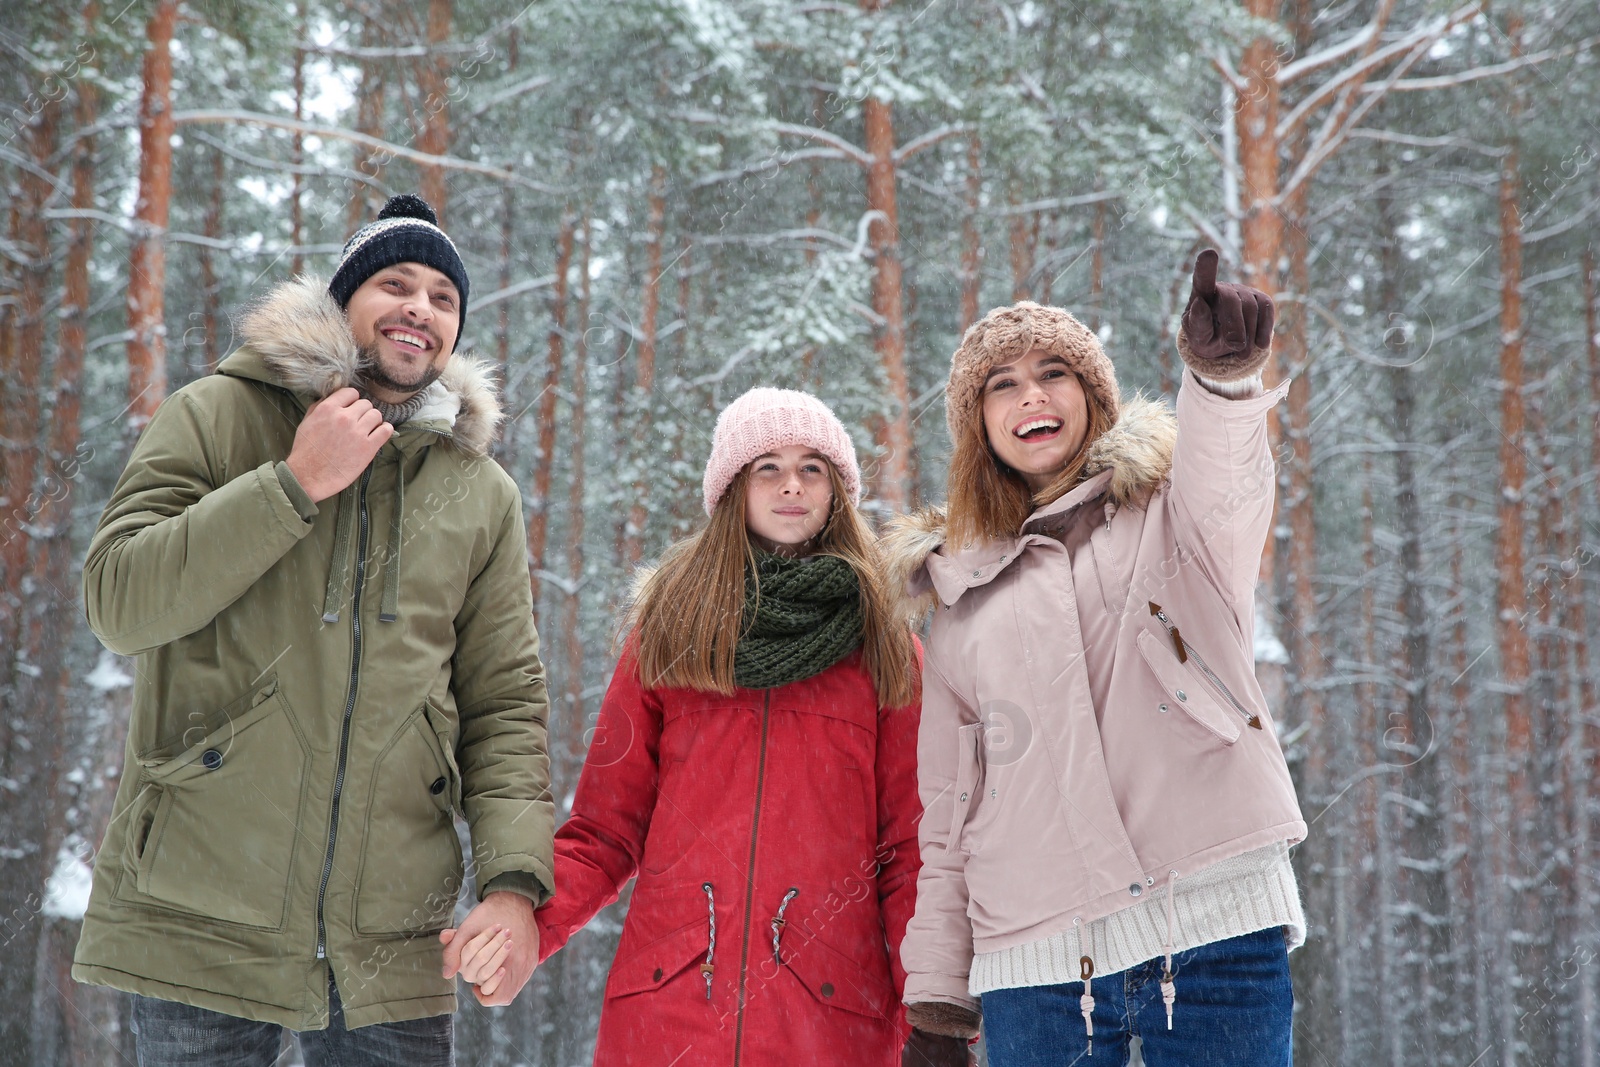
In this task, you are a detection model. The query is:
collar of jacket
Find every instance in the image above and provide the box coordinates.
[215,274,503,458]
[883,394,1178,618]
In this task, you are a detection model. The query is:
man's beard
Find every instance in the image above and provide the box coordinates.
[356,340,444,399]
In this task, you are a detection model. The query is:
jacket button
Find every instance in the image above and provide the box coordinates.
[959,792,968,802]
[653,967,664,982]
[1129,884,1143,897]
[821,983,834,997]
[1176,690,1188,702]
[429,777,447,796]
[1158,703,1169,713]
[972,570,981,578]
[201,748,223,770]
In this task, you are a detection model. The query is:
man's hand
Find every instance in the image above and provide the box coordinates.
[902,1029,977,1067]
[285,387,394,502]
[1177,249,1276,381]
[440,891,539,1007]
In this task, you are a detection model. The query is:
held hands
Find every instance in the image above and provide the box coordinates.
[1177,249,1276,382]
[440,891,540,1007]
[284,387,394,503]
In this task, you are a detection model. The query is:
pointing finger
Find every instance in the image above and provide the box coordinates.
[1192,249,1220,299]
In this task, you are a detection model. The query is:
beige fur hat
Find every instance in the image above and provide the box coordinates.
[945,301,1120,441]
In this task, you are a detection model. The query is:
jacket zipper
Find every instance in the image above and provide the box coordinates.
[731,690,772,1067]
[316,468,373,959]
[1147,602,1262,730]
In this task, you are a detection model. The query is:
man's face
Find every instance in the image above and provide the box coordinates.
[345,263,461,402]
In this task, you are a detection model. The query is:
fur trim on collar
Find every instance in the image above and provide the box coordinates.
[880,394,1177,620]
[234,274,503,457]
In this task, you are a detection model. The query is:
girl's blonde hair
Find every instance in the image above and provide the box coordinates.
[627,462,918,707]
[944,380,1118,547]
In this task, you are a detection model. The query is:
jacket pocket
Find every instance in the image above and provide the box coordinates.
[784,928,895,1021]
[948,722,986,855]
[353,704,465,935]
[604,915,711,1000]
[113,675,309,929]
[1136,629,1242,745]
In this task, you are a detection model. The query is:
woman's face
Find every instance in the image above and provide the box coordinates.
[743,445,834,555]
[982,348,1090,492]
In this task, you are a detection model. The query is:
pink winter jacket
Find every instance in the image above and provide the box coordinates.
[886,372,1307,1011]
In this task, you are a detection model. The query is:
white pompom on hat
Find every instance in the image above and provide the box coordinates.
[701,387,861,515]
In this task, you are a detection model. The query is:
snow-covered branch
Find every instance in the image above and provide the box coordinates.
[171,110,563,193]
[769,122,872,167]
[1276,22,1378,86]
[894,124,967,164]
[474,275,557,311]
[1366,36,1600,92]
[1274,2,1481,142]
[467,74,554,119]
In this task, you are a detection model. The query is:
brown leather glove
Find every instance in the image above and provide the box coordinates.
[1176,249,1275,381]
[905,1001,981,1039]
[902,1028,976,1067]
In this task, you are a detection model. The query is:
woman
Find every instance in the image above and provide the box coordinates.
[887,252,1306,1066]
[454,387,964,1064]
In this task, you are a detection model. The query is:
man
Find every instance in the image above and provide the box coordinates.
[73,194,552,1064]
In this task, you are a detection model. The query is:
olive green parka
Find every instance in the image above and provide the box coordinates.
[72,276,554,1030]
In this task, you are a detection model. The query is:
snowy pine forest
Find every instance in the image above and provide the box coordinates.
[2,0,1598,1064]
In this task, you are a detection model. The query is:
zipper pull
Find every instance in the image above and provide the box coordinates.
[1148,602,1187,663]
[1247,714,1263,730]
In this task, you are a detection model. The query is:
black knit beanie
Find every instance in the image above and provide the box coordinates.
[328,194,470,340]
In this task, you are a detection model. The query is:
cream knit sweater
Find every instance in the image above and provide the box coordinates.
[968,841,1304,995]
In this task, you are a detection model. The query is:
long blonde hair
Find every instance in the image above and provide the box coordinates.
[628,462,918,707]
[944,381,1117,547]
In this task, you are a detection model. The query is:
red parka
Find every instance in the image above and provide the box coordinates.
[536,643,922,1066]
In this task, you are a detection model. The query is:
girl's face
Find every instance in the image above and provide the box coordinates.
[744,445,834,556]
[982,349,1089,492]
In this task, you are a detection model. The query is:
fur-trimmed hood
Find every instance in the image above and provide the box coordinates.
[882,393,1176,618]
[219,274,503,457]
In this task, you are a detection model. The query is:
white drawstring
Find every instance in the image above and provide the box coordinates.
[701,882,716,1000]
[1161,869,1180,1030]
[1079,955,1095,1055]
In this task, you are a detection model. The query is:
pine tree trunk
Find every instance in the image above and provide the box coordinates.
[350,20,388,228]
[1496,25,1530,1055]
[416,0,453,221]
[200,148,224,373]
[0,82,63,1067]
[1008,190,1036,303]
[0,93,60,677]
[1236,0,1283,593]
[858,3,914,515]
[528,210,576,609]
[125,0,179,440]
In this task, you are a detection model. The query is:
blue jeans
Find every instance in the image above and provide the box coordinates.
[980,928,1293,1067]
[131,973,453,1067]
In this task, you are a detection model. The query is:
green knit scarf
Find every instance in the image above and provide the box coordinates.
[733,553,864,690]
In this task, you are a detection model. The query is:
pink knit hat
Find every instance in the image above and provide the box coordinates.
[702,387,861,515]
